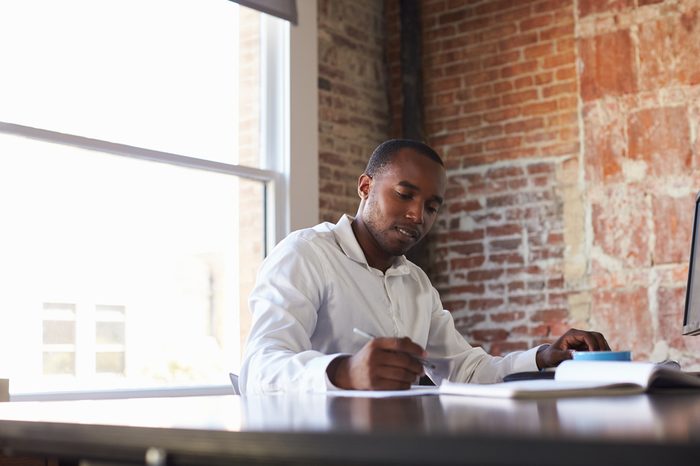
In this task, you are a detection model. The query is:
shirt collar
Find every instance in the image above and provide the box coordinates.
[332,214,410,275]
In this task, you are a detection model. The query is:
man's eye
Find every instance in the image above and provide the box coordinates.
[396,191,412,200]
[426,205,439,214]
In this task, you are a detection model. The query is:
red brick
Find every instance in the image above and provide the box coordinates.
[532,308,568,322]
[467,269,505,281]
[484,136,523,151]
[514,76,534,89]
[461,97,501,115]
[474,0,524,17]
[542,81,577,98]
[502,89,539,105]
[469,298,504,311]
[652,194,695,264]
[628,106,691,176]
[487,224,522,236]
[535,71,554,85]
[507,265,543,277]
[499,33,539,52]
[439,9,469,25]
[511,294,546,306]
[539,23,574,41]
[638,11,700,90]
[471,329,510,344]
[464,70,501,86]
[508,281,526,292]
[494,5,534,24]
[534,0,572,14]
[501,61,538,78]
[555,66,576,81]
[591,186,650,267]
[579,30,636,101]
[465,125,503,140]
[485,166,524,178]
[482,50,521,70]
[480,24,519,43]
[490,238,522,251]
[448,284,486,295]
[505,117,545,134]
[542,51,575,70]
[527,162,554,175]
[451,256,487,269]
[524,43,554,59]
[556,36,575,52]
[484,108,521,123]
[443,300,467,312]
[591,288,652,360]
[522,100,558,116]
[520,14,554,32]
[490,253,525,264]
[491,311,526,322]
[582,101,625,184]
[578,0,634,18]
[448,199,482,213]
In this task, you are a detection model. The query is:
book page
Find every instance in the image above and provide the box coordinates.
[440,379,643,399]
[555,361,657,386]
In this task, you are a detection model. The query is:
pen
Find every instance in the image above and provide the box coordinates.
[352,327,436,370]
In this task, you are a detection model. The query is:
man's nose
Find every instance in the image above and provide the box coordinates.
[406,203,424,224]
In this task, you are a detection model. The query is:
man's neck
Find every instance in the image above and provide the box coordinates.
[350,217,393,273]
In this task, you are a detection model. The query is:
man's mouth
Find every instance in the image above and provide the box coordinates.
[396,226,420,240]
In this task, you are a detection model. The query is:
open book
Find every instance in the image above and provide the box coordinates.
[439,360,700,399]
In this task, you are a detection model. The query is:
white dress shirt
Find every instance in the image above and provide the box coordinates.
[240,215,540,394]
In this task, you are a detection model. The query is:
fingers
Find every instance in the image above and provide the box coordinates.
[557,329,611,351]
[373,336,427,358]
[351,337,425,390]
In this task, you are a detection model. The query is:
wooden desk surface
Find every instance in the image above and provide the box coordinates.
[0,393,699,465]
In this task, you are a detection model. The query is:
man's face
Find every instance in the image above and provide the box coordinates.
[360,148,447,257]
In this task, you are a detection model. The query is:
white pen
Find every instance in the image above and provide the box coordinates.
[352,327,436,370]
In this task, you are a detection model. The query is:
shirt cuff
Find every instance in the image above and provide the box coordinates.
[307,353,351,393]
[511,345,547,373]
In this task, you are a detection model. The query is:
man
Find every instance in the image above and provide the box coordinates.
[240,139,609,394]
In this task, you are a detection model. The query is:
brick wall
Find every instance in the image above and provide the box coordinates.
[383,0,700,367]
[578,0,700,366]
[318,0,700,366]
[318,0,391,222]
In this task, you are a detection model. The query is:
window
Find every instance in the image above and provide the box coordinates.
[0,0,291,396]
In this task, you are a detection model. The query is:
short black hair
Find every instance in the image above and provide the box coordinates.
[365,139,444,177]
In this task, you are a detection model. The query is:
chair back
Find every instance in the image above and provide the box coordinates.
[229,373,240,395]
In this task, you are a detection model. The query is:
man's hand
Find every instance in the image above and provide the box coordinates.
[536,328,610,369]
[327,337,426,390]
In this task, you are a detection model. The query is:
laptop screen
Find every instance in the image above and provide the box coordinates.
[683,192,700,335]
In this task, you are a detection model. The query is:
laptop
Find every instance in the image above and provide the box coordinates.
[683,191,700,335]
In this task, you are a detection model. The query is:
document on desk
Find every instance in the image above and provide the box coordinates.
[327,386,440,398]
[440,379,644,399]
[439,360,700,399]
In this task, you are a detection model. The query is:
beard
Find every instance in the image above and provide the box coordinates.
[362,197,418,258]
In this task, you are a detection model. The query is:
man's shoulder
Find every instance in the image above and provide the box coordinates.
[276,221,339,252]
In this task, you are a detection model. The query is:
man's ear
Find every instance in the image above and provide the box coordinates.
[357,174,372,200]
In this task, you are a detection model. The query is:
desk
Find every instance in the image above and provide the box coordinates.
[0,393,699,465]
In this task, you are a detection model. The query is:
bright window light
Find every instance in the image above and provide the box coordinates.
[0,0,288,397]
